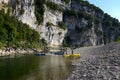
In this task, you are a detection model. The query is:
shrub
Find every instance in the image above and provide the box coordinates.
[46,1,62,12]
[17,0,20,5]
[20,9,25,15]
[94,18,100,24]
[34,0,46,25]
[46,22,54,27]
[0,10,41,48]
[64,9,78,18]
[58,21,66,30]
[61,0,70,4]
[116,36,120,42]
[62,36,72,47]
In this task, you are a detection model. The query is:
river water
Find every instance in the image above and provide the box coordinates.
[0,54,73,80]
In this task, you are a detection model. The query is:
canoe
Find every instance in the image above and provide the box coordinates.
[70,53,80,58]
[54,51,64,55]
[63,54,70,57]
[34,53,46,56]
[63,53,80,59]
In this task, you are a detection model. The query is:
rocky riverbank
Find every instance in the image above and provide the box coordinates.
[67,42,120,80]
[0,47,35,56]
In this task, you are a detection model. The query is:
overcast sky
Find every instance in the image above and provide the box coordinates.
[87,0,120,21]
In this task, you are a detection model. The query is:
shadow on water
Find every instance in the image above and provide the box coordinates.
[0,54,73,80]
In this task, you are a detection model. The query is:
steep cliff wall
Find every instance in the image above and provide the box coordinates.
[10,0,37,29]
[1,0,120,47]
[63,0,120,47]
[8,0,67,47]
[38,7,67,47]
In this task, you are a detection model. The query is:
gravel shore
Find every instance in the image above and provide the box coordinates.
[67,42,120,80]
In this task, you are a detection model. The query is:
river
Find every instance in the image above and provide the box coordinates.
[0,54,73,80]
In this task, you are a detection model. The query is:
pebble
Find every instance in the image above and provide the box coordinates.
[67,42,120,80]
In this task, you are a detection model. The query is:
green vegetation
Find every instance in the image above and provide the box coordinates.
[34,0,46,25]
[20,9,25,15]
[116,36,120,42]
[94,6,104,14]
[17,0,20,5]
[87,21,92,28]
[0,10,41,48]
[46,1,62,12]
[64,0,104,19]
[46,21,66,30]
[46,22,54,27]
[62,36,72,47]
[61,0,70,4]
[94,18,100,24]
[40,38,48,49]
[75,26,83,32]
[58,21,66,30]
[112,18,120,27]
[103,13,112,27]
[77,0,104,14]
[63,0,120,46]
[2,3,9,8]
[34,0,63,25]
[64,9,93,20]
[64,9,78,18]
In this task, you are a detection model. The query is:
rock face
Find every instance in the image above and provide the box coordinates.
[9,0,67,47]
[38,8,67,47]
[0,0,120,47]
[38,3,67,47]
[0,0,9,10]
[64,16,103,46]
[10,0,37,29]
[63,0,120,47]
[0,0,9,3]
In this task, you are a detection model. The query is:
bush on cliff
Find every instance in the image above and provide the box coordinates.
[0,9,41,49]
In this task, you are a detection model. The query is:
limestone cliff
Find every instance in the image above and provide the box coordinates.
[0,0,120,47]
[9,0,67,47]
[63,0,120,47]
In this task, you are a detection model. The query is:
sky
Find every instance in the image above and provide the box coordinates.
[87,0,120,21]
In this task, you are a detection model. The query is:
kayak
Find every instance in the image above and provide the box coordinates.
[70,53,80,58]
[63,53,80,59]
[54,51,64,55]
[63,54,70,57]
[34,53,46,56]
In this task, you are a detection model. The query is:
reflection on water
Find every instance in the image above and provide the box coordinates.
[0,54,72,80]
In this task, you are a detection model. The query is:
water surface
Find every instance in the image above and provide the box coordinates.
[0,54,73,80]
